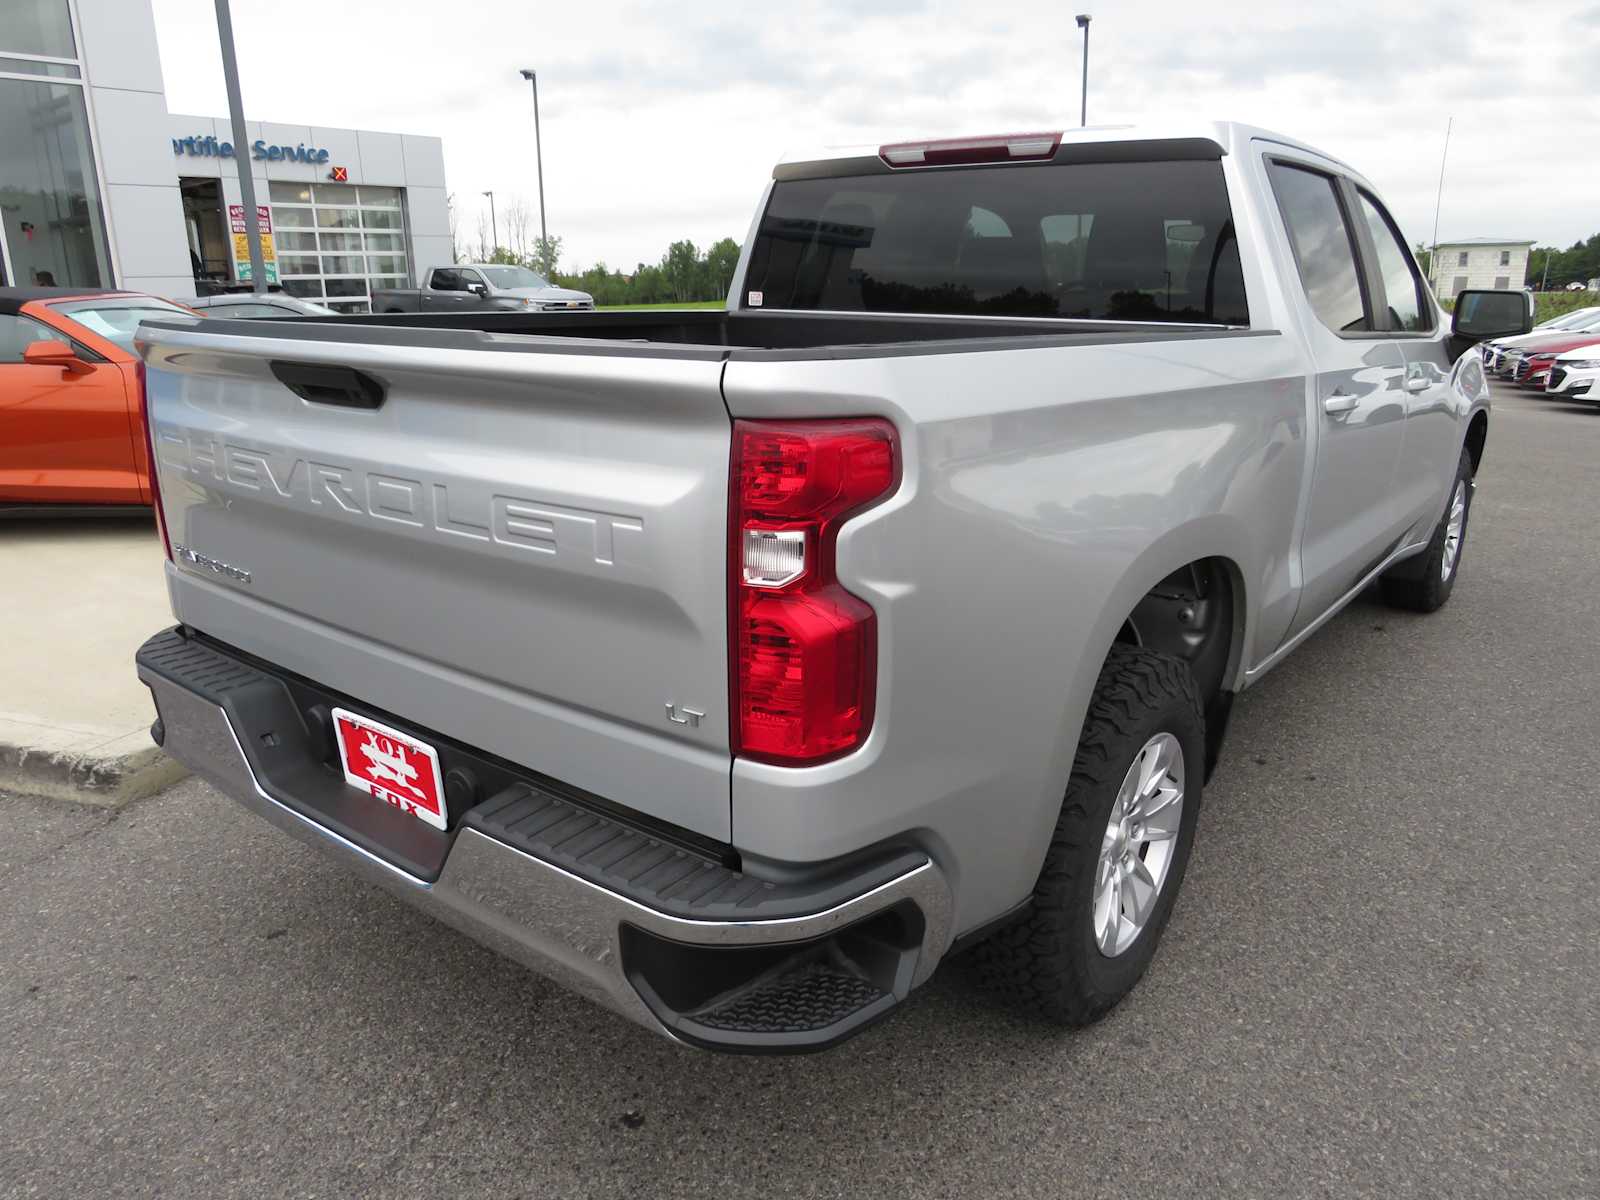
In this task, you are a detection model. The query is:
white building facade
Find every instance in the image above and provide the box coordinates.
[0,0,450,312]
[1428,238,1533,302]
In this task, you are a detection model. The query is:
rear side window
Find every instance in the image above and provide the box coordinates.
[742,159,1248,324]
[1268,162,1369,334]
[1356,191,1432,332]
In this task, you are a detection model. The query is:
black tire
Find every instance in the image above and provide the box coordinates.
[1379,448,1474,613]
[972,644,1204,1026]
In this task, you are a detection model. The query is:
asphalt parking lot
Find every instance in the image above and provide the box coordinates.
[3,384,1597,1199]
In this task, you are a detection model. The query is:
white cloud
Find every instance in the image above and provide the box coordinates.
[150,0,1600,270]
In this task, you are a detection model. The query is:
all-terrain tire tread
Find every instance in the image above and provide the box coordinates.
[972,644,1203,1025]
[1380,448,1474,613]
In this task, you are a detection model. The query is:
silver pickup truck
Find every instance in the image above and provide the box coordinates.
[134,122,1530,1053]
[370,264,594,314]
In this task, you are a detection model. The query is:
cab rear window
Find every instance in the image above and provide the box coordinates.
[742,159,1248,324]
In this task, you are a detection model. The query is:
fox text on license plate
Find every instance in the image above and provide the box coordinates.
[331,708,447,830]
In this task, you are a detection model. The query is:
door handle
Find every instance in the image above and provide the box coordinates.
[1404,376,1430,393]
[1322,391,1359,415]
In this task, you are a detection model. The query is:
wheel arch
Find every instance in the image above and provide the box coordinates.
[1066,519,1255,782]
[1465,407,1489,475]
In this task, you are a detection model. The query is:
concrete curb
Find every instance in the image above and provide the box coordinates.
[0,738,189,807]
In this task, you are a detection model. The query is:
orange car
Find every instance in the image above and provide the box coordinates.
[1,287,195,514]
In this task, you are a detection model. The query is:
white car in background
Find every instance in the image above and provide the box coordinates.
[187,293,340,318]
[1533,304,1600,331]
[1544,348,1600,404]
[1484,311,1600,376]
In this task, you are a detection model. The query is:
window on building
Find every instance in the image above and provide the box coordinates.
[267,181,410,313]
[1457,251,1469,267]
[1499,250,1511,266]
[1494,275,1510,290]
[0,0,76,58]
[1451,275,1468,297]
[1268,161,1369,334]
[0,77,112,288]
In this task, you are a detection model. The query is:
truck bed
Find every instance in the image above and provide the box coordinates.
[156,308,1258,361]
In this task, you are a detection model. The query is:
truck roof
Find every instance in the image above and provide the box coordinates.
[774,121,1354,178]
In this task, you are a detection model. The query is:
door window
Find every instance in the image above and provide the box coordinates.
[1267,162,1369,335]
[1355,190,1432,332]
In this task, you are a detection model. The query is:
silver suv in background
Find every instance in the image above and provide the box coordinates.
[134,122,1529,1053]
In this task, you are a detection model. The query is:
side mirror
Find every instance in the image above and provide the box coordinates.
[467,282,488,297]
[1452,289,1534,342]
[22,339,91,373]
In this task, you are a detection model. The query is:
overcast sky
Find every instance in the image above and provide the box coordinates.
[150,0,1600,272]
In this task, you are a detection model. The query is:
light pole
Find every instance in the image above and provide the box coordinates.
[214,0,266,293]
[518,68,548,272]
[1075,14,1091,127]
[482,190,497,254]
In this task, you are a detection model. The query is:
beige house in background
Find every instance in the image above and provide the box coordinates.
[1429,238,1533,301]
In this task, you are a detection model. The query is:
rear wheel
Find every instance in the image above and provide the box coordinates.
[1380,448,1473,613]
[973,644,1204,1025]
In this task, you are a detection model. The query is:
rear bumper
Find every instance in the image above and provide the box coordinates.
[137,627,951,1053]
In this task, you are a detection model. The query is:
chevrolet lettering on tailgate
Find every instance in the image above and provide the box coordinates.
[155,429,643,567]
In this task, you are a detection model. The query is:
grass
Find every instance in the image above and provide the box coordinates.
[595,300,726,311]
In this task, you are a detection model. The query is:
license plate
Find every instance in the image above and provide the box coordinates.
[331,707,447,830]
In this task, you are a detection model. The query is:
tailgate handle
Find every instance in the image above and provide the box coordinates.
[270,361,385,410]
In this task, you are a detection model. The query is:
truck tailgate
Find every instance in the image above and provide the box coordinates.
[140,323,733,840]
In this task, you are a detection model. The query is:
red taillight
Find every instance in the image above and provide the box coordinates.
[135,357,172,561]
[879,131,1061,168]
[730,419,897,765]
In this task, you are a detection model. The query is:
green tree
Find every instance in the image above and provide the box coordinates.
[661,239,701,302]
[1413,242,1433,282]
[531,234,564,278]
[704,237,741,299]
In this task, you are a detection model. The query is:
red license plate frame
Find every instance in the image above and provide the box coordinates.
[331,707,448,830]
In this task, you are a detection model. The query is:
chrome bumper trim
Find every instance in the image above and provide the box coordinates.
[139,669,953,1039]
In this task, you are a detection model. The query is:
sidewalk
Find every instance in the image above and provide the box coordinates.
[1,518,185,804]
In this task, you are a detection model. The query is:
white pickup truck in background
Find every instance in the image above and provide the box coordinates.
[134,122,1529,1053]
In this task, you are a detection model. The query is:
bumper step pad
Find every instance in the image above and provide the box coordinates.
[693,957,890,1034]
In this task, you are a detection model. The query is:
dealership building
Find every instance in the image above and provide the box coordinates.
[0,0,451,312]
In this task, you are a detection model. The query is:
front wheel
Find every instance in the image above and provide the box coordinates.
[1380,447,1474,613]
[973,644,1204,1026]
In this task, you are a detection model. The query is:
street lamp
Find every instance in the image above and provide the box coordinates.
[213,0,266,293]
[518,68,548,273]
[1075,14,1091,127]
[482,190,497,253]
